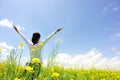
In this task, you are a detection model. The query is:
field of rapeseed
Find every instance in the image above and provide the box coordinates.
[0,60,120,80]
[0,42,120,80]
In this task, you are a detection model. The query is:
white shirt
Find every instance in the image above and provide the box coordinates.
[18,31,56,61]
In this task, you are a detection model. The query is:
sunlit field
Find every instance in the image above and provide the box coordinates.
[0,42,120,80]
[0,0,120,79]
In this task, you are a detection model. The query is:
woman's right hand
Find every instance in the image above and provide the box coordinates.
[13,25,19,33]
[55,28,63,34]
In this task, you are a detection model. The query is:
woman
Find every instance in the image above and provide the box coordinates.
[13,25,62,79]
[13,25,62,61]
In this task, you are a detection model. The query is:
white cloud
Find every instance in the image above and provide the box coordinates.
[0,41,29,64]
[117,52,120,55]
[102,2,115,12]
[98,2,119,16]
[112,7,119,11]
[0,18,24,31]
[111,47,120,56]
[0,42,14,49]
[53,48,120,70]
[0,18,13,28]
[0,42,14,61]
[0,49,9,61]
[111,47,117,51]
[114,32,120,40]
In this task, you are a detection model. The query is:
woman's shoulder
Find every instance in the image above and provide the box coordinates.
[37,42,45,47]
[31,42,44,47]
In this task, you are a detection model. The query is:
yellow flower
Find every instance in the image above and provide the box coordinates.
[19,66,24,70]
[101,78,106,80]
[14,78,21,80]
[66,68,70,72]
[19,42,24,47]
[0,47,2,53]
[52,72,60,78]
[39,42,44,46]
[90,76,95,80]
[44,78,48,80]
[9,62,13,66]
[0,73,2,76]
[32,58,41,63]
[50,68,55,73]
[25,66,34,73]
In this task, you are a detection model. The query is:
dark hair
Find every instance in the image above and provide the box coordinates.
[32,32,41,45]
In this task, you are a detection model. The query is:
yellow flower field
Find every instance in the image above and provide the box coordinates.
[0,61,120,80]
[0,42,120,80]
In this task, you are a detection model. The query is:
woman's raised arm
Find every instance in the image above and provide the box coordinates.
[42,28,63,45]
[13,25,32,47]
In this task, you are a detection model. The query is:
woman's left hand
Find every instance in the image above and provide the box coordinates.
[55,28,63,33]
[13,25,19,33]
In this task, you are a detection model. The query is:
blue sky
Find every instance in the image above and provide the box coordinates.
[0,0,120,68]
